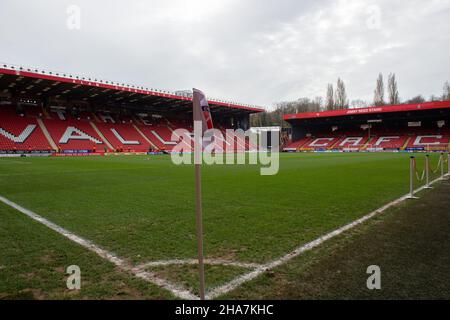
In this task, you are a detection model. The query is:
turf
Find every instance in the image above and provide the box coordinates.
[148,264,251,297]
[0,202,172,299]
[221,179,450,299]
[0,152,445,298]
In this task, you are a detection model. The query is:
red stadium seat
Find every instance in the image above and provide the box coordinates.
[43,118,109,151]
[0,107,51,151]
[95,122,150,152]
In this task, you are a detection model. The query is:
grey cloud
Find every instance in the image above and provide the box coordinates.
[0,0,449,109]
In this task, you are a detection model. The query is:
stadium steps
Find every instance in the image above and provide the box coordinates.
[167,126,194,151]
[298,138,313,150]
[284,137,309,151]
[41,106,51,119]
[166,125,192,142]
[132,116,144,125]
[166,125,175,133]
[152,129,176,145]
[401,137,411,150]
[361,136,374,150]
[293,138,313,151]
[164,117,175,129]
[132,124,158,149]
[36,118,57,150]
[91,112,101,123]
[328,137,341,150]
[89,121,114,150]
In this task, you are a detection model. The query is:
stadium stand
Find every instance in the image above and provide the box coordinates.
[284,101,450,152]
[3,100,450,153]
[3,64,449,155]
[0,63,264,154]
[1,102,258,153]
[285,132,450,152]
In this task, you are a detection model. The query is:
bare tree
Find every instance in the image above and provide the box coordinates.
[313,96,323,111]
[387,73,400,105]
[429,94,440,102]
[351,99,369,109]
[255,97,325,127]
[443,81,450,101]
[325,84,334,110]
[334,78,349,109]
[374,73,385,106]
[405,95,426,104]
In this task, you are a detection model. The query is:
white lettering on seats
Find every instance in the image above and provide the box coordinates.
[0,124,36,143]
[51,109,66,120]
[100,114,115,123]
[140,118,152,126]
[339,137,363,146]
[59,126,102,144]
[413,135,442,146]
[110,128,140,145]
[309,138,334,147]
[374,136,400,146]
[151,130,176,145]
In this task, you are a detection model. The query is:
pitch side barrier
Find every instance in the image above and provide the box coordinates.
[0,153,52,158]
[0,150,52,157]
[53,152,105,157]
[407,152,449,199]
[51,151,153,157]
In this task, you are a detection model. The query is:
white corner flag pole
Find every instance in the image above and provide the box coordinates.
[195,162,206,300]
[193,89,206,300]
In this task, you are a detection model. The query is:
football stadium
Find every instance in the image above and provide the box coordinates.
[1,62,449,302]
[1,2,450,313]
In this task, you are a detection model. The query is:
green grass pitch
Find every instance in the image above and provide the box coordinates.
[0,152,444,298]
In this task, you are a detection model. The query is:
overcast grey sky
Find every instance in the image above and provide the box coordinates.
[0,0,449,109]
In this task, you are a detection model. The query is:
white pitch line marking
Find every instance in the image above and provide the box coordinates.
[135,258,262,271]
[1,174,446,300]
[205,176,445,299]
[0,195,198,300]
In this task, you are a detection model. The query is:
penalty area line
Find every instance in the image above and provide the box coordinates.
[0,195,198,300]
[205,175,445,299]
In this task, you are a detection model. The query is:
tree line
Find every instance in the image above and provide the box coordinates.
[250,75,450,128]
